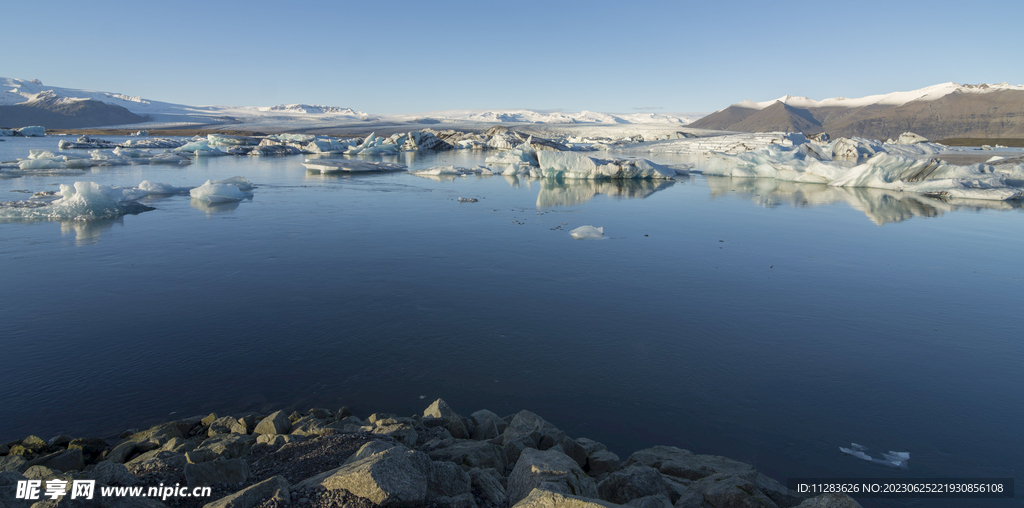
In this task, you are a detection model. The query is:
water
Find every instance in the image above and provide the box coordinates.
[1,136,1022,507]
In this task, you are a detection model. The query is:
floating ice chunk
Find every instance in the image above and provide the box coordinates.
[16,126,45,137]
[457,197,478,203]
[894,132,929,145]
[832,137,882,160]
[189,177,255,203]
[409,165,490,177]
[131,130,148,136]
[829,154,1024,200]
[0,182,146,220]
[268,133,315,143]
[537,151,675,180]
[1,128,13,136]
[485,141,539,167]
[207,133,262,146]
[302,160,406,173]
[840,443,909,468]
[58,135,117,149]
[570,225,604,239]
[138,181,191,194]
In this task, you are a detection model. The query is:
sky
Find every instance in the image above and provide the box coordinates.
[4,0,1023,115]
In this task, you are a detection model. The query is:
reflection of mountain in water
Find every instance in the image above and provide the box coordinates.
[705,176,1022,225]
[537,178,675,207]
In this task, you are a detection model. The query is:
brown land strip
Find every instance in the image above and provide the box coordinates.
[936,138,1024,147]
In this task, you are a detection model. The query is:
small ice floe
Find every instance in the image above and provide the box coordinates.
[840,443,909,468]
[458,197,478,203]
[570,225,604,239]
[189,177,255,203]
[302,160,407,173]
[410,165,492,177]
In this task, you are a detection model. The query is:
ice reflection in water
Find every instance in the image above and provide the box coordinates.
[706,176,1024,225]
[536,177,675,207]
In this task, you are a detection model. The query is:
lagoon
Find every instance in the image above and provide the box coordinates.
[1,136,1022,507]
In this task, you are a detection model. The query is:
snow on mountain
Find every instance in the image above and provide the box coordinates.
[733,82,1024,110]
[400,109,694,125]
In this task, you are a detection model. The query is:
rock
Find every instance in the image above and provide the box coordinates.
[0,471,31,508]
[507,448,598,506]
[290,417,333,437]
[160,437,201,454]
[229,418,252,435]
[202,475,289,508]
[753,473,810,508]
[625,495,672,508]
[127,451,186,477]
[184,458,250,487]
[575,439,607,457]
[84,461,138,486]
[423,399,469,439]
[427,461,471,499]
[469,410,507,441]
[511,488,625,508]
[254,411,291,435]
[674,473,778,508]
[336,407,354,419]
[25,448,84,472]
[107,424,184,463]
[47,435,73,448]
[22,465,62,480]
[559,437,589,469]
[793,493,862,508]
[67,438,108,462]
[372,423,417,447]
[0,456,27,473]
[344,440,398,465]
[502,410,566,466]
[596,464,670,504]
[586,450,620,476]
[625,446,753,481]
[201,414,218,427]
[255,434,306,446]
[659,474,690,503]
[294,445,431,507]
[469,467,506,507]
[194,434,256,460]
[308,408,333,420]
[424,439,506,471]
[208,416,238,436]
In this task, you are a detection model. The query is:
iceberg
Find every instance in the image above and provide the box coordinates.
[570,225,604,239]
[207,133,262,146]
[0,181,154,221]
[537,151,676,179]
[15,126,45,137]
[343,132,401,155]
[189,177,255,203]
[409,165,492,176]
[58,135,117,149]
[119,138,188,149]
[840,443,909,468]
[485,140,539,168]
[828,154,1024,200]
[302,160,406,173]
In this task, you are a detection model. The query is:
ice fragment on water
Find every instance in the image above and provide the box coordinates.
[570,225,604,239]
[839,443,909,468]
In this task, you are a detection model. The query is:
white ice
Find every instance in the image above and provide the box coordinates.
[189,177,255,203]
[570,225,604,239]
[537,151,676,180]
[840,443,909,468]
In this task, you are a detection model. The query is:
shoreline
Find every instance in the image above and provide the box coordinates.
[0,400,859,508]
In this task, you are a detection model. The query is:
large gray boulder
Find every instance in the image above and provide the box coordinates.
[372,423,418,447]
[426,460,472,505]
[84,461,138,486]
[423,399,470,440]
[625,446,753,481]
[502,410,566,466]
[202,475,289,508]
[793,493,862,508]
[294,446,431,507]
[469,467,506,507]
[253,411,291,435]
[184,458,250,487]
[0,456,27,473]
[673,473,778,508]
[511,489,625,508]
[106,424,184,463]
[596,464,671,504]
[194,434,256,460]
[423,439,507,471]
[507,448,598,506]
[469,410,507,441]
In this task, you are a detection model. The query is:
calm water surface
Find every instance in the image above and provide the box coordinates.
[1,136,1021,507]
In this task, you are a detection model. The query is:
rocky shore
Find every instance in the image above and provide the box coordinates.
[0,400,860,508]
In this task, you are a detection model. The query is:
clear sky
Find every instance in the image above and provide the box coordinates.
[5,0,1022,115]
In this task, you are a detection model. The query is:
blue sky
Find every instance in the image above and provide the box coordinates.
[5,0,1022,114]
